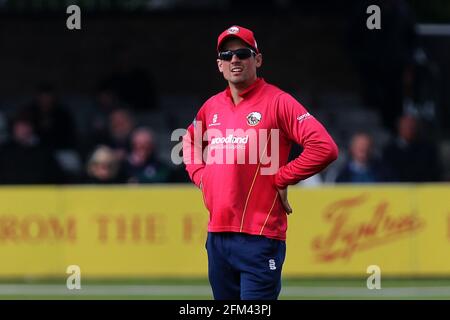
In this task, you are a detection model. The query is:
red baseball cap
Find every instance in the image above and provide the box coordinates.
[217,25,259,53]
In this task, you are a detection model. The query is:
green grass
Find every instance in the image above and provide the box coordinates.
[0,278,449,300]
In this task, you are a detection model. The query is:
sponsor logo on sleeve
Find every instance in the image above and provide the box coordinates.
[297,112,311,122]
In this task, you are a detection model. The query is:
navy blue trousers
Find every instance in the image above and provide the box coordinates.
[206,232,286,300]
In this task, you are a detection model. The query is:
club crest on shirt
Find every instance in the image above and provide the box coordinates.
[246,112,262,126]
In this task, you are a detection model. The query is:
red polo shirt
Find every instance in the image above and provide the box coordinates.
[183,78,338,240]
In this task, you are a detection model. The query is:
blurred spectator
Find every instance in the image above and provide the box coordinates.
[383,115,441,182]
[348,0,418,132]
[23,83,77,150]
[89,85,122,139]
[125,127,170,183]
[21,84,82,182]
[402,47,440,132]
[82,107,135,168]
[106,108,136,161]
[336,132,392,183]
[99,46,157,110]
[0,115,62,184]
[84,145,127,184]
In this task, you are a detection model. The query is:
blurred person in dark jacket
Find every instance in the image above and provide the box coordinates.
[348,0,417,132]
[85,108,136,163]
[89,85,122,140]
[383,115,441,182]
[0,115,62,184]
[24,83,77,151]
[106,108,135,161]
[125,127,170,184]
[84,145,127,184]
[336,132,392,183]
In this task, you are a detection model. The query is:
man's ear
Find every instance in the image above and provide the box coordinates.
[217,59,223,73]
[255,53,263,68]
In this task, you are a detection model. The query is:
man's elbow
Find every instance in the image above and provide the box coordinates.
[324,139,339,164]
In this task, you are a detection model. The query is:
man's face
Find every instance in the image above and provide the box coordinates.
[217,38,262,87]
[132,130,154,158]
[350,134,372,164]
[110,110,134,138]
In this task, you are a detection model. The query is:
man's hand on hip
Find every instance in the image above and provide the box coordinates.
[277,187,293,215]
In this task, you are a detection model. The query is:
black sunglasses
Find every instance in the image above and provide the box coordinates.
[218,48,257,61]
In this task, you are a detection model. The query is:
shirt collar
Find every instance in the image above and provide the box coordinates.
[225,78,265,98]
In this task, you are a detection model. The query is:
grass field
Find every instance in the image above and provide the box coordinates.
[0,278,449,300]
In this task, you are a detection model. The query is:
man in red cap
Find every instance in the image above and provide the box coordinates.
[183,25,338,300]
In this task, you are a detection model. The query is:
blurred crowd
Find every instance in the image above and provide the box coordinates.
[0,84,174,185]
[331,115,442,184]
[0,0,447,185]
[0,82,444,186]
